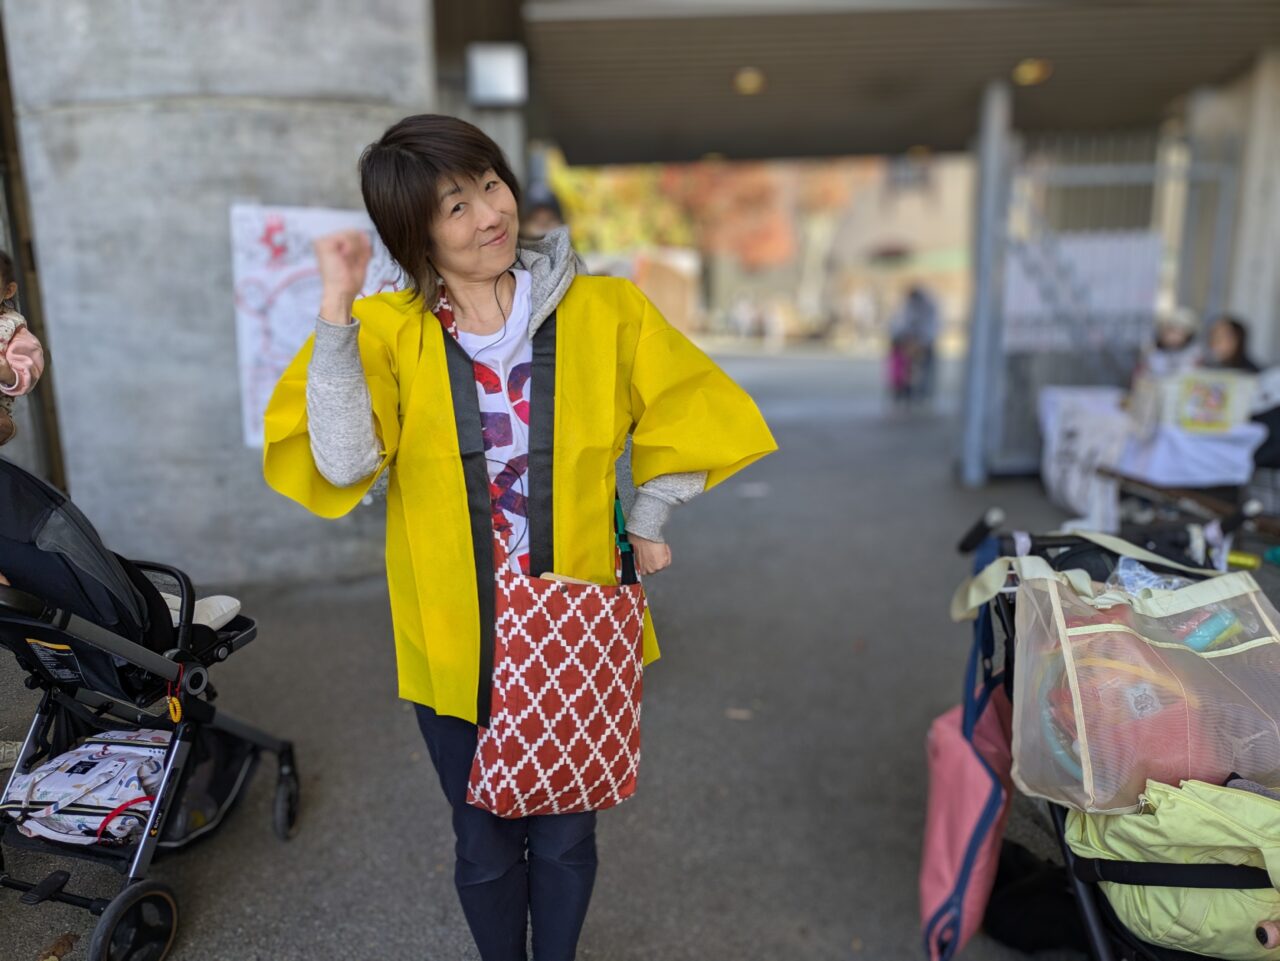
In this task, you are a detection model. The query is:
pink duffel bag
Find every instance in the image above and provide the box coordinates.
[920,602,1014,960]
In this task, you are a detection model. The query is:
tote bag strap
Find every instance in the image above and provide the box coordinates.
[615,497,638,585]
[951,532,1223,622]
[1070,531,1220,577]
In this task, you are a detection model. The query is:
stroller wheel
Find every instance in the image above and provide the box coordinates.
[273,767,301,841]
[89,880,178,961]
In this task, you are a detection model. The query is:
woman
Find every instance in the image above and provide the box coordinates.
[262,115,776,960]
[1205,314,1261,372]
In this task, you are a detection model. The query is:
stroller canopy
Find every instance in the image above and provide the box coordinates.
[0,456,149,639]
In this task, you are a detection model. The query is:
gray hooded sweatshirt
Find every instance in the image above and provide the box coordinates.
[304,226,704,542]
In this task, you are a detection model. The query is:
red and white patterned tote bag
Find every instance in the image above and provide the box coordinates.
[467,532,647,818]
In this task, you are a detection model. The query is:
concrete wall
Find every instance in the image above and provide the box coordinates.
[1188,48,1280,365]
[1227,49,1280,365]
[3,0,435,584]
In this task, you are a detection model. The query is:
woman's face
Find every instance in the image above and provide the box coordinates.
[1209,319,1239,362]
[428,169,518,284]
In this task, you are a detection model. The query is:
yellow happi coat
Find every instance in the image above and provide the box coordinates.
[263,275,778,722]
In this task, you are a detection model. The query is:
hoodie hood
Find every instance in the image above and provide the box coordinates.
[517,225,584,337]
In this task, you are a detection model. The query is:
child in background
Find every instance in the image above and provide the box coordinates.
[1137,306,1201,379]
[0,250,44,445]
[888,333,914,403]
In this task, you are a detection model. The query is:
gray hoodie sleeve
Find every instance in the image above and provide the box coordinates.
[628,471,707,543]
[614,436,706,543]
[305,317,383,487]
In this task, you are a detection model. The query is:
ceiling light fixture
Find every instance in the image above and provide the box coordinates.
[734,67,766,96]
[1012,58,1053,87]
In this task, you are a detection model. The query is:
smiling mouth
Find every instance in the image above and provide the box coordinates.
[483,230,509,247]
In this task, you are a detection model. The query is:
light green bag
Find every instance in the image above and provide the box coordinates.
[1066,779,1280,959]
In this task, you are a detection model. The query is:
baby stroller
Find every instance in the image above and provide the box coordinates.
[955,506,1271,961]
[0,457,299,961]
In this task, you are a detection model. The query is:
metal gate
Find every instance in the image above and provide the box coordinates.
[962,106,1240,480]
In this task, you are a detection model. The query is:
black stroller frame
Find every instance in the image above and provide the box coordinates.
[0,461,300,961]
[957,507,1273,961]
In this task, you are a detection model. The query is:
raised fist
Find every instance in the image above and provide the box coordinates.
[314,229,373,301]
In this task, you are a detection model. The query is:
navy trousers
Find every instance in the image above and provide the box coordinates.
[414,705,598,961]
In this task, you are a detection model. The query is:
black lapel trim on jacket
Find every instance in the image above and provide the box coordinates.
[441,327,497,727]
[528,311,557,580]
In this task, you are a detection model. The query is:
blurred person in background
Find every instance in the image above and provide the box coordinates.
[888,327,914,404]
[1204,313,1262,372]
[847,285,876,342]
[262,114,777,961]
[1137,305,1201,379]
[888,283,940,401]
[520,182,565,241]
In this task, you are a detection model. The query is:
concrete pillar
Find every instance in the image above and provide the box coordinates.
[1227,49,1280,365]
[2,0,434,583]
[960,80,1011,488]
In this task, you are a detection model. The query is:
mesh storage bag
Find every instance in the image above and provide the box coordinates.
[1012,565,1280,813]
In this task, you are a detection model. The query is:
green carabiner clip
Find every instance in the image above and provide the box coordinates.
[614,498,632,553]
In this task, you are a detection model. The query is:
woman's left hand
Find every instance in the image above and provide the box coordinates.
[630,535,672,576]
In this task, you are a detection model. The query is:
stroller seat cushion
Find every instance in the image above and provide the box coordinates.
[159,593,241,632]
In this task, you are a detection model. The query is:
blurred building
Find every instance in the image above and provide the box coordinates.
[2,1,1280,577]
[520,1,1280,483]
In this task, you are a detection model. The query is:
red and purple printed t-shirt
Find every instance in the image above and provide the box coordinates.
[434,270,534,574]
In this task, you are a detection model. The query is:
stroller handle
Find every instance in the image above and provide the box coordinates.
[130,559,195,652]
[995,533,1088,554]
[0,583,182,683]
[0,583,54,621]
[956,508,1006,554]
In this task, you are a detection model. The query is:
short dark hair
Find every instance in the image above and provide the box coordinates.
[523,183,563,222]
[358,114,521,300]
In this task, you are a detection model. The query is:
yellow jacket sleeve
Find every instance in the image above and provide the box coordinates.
[628,289,778,490]
[261,323,402,519]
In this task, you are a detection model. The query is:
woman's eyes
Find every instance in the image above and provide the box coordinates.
[449,182,498,214]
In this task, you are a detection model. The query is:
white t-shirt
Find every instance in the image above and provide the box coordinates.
[456,269,534,573]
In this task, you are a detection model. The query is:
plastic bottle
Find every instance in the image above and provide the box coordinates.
[1182,610,1239,652]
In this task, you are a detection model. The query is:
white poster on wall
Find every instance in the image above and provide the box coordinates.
[230,203,404,448]
[1003,230,1163,352]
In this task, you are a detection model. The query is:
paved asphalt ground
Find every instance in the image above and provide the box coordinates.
[1,353,1074,961]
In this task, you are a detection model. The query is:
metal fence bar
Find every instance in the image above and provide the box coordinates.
[1206,149,1239,318]
[1036,162,1233,188]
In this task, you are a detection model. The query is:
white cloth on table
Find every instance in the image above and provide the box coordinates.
[1116,423,1266,488]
